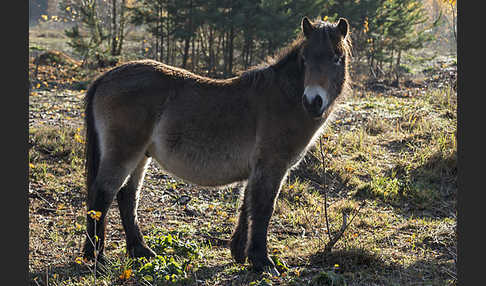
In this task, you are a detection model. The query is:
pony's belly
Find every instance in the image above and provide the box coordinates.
[148,139,252,187]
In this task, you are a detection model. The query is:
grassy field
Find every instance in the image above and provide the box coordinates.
[29,26,457,286]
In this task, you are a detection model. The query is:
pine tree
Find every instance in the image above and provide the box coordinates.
[59,0,130,67]
[371,0,436,82]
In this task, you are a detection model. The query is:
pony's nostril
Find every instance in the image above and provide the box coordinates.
[313,95,323,109]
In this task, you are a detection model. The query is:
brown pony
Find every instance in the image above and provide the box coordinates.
[82,17,351,275]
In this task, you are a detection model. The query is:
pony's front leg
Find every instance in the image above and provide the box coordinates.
[230,186,250,263]
[245,162,287,275]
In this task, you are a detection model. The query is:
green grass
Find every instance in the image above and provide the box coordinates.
[29,84,457,285]
[28,31,456,284]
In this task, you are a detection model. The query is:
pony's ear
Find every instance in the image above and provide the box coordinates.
[337,18,349,38]
[302,17,314,38]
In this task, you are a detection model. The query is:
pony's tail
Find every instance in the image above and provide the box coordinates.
[84,78,101,193]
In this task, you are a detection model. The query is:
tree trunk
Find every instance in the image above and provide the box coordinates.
[216,30,223,75]
[182,0,193,69]
[208,26,214,75]
[115,0,126,56]
[182,38,190,68]
[159,4,164,62]
[165,0,170,64]
[228,24,234,76]
[222,31,228,75]
[111,0,117,56]
[191,35,195,71]
[395,49,402,84]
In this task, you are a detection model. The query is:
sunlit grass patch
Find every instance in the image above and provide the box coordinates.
[28,65,457,285]
[29,125,85,194]
[29,125,84,163]
[303,85,457,212]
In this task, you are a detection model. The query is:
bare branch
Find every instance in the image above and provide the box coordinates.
[318,135,365,253]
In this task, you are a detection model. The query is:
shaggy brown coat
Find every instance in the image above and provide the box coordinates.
[82,17,351,275]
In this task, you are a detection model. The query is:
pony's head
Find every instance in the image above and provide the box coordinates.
[300,16,351,119]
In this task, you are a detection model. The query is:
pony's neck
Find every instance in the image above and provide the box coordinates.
[236,36,306,97]
[271,39,306,98]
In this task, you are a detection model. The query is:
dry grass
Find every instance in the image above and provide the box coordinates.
[29,28,456,286]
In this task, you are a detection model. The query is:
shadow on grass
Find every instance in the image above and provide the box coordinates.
[307,248,454,285]
[352,150,456,219]
[291,152,352,200]
[192,262,266,285]
[29,262,92,286]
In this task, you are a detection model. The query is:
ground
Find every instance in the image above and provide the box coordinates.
[29,28,457,286]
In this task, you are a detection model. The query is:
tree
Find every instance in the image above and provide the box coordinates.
[59,0,131,66]
[370,0,437,82]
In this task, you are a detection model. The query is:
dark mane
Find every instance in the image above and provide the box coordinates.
[237,19,352,93]
[237,35,305,89]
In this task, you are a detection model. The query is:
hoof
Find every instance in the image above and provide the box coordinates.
[82,249,107,265]
[82,241,101,261]
[249,255,279,276]
[229,232,247,264]
[229,240,247,264]
[128,244,156,258]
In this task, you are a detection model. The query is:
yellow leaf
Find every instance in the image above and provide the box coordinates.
[87,210,102,220]
[119,269,132,280]
[41,15,48,21]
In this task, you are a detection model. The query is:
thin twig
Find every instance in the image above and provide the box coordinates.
[318,135,365,253]
[319,138,332,240]
[324,202,365,253]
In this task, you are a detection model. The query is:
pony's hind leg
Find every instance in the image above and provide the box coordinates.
[116,156,156,258]
[83,154,143,261]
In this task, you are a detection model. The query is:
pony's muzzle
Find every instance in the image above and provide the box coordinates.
[303,85,329,118]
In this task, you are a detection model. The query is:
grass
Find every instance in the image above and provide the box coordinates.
[29,27,456,285]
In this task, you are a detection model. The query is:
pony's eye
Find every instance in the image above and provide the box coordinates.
[333,55,342,65]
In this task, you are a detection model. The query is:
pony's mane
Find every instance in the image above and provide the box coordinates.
[108,19,352,93]
[237,19,353,91]
[237,35,305,88]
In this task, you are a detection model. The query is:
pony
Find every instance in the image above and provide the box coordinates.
[82,16,351,275]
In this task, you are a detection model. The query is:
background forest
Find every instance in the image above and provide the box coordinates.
[30,0,456,80]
